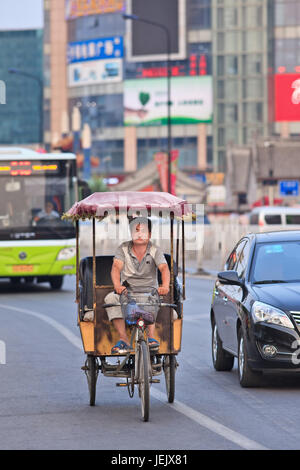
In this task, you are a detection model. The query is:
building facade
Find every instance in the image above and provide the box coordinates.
[43,0,300,176]
[212,0,270,171]
[0,29,43,145]
[44,0,213,173]
[43,0,68,148]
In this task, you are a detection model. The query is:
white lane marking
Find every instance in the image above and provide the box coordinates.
[0,303,82,350]
[151,389,268,450]
[0,302,268,450]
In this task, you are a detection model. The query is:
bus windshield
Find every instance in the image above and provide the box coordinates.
[0,159,76,240]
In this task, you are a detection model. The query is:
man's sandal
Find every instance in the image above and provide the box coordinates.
[111,340,133,355]
[148,338,160,349]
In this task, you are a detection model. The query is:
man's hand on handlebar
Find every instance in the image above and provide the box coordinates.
[114,285,127,295]
[158,286,169,296]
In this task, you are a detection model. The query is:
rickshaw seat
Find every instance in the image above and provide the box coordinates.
[79,254,180,313]
[79,256,114,311]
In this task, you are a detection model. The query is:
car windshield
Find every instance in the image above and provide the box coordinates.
[251,241,300,284]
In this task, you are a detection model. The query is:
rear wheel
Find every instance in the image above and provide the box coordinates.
[164,355,176,403]
[138,341,150,422]
[212,322,234,371]
[85,355,99,406]
[238,329,261,387]
[49,276,64,290]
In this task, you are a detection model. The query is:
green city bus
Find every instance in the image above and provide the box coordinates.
[0,148,78,289]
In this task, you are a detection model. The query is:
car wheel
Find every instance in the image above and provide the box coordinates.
[49,276,64,290]
[238,329,261,387]
[212,321,234,371]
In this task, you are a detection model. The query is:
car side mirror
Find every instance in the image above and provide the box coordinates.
[217,270,248,300]
[218,270,244,287]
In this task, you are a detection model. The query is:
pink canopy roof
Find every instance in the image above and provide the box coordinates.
[64,191,190,220]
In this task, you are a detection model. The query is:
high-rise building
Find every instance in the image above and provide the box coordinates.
[212,0,269,171]
[213,0,300,171]
[43,0,68,148]
[0,29,43,144]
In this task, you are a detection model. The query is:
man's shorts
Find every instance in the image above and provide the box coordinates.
[104,291,159,322]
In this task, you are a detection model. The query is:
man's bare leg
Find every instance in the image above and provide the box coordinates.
[147,323,156,339]
[112,318,131,345]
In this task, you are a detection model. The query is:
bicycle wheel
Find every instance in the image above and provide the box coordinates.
[138,341,150,422]
[85,355,98,406]
[164,355,176,403]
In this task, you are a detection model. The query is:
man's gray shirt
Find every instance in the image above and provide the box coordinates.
[114,241,167,289]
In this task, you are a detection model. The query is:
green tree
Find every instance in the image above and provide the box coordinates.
[88,175,108,193]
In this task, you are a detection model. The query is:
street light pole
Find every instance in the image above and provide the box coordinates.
[122,13,172,194]
[9,68,44,146]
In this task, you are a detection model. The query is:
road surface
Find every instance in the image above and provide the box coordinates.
[1,275,300,450]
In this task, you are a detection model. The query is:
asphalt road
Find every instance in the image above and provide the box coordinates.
[1,275,300,450]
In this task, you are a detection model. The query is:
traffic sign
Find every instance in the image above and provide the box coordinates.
[279,180,299,196]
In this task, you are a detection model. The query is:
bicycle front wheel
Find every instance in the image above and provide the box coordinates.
[138,341,150,422]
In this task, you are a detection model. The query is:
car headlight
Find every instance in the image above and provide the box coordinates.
[57,247,76,261]
[251,301,294,329]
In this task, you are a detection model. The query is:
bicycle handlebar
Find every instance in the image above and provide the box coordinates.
[101,302,177,309]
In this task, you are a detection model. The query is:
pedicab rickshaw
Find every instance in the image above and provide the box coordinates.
[64,191,189,421]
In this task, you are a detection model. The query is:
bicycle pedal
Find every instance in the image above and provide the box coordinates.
[152,363,162,369]
[116,382,127,387]
[81,365,88,371]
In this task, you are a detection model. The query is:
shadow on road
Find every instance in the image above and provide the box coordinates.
[212,367,300,390]
[0,279,73,295]
[260,373,300,389]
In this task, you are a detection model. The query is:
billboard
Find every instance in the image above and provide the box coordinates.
[68,59,122,87]
[124,76,212,126]
[125,0,186,62]
[67,36,123,87]
[65,0,124,19]
[274,74,300,121]
[67,36,123,64]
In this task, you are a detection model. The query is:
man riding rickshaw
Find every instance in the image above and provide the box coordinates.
[63,191,189,421]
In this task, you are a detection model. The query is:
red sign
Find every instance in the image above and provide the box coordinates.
[154,150,179,195]
[154,152,168,193]
[136,55,208,80]
[274,74,300,121]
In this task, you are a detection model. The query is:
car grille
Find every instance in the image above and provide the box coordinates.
[290,311,300,327]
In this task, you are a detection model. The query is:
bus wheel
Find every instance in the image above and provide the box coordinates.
[49,276,64,290]
[10,277,21,285]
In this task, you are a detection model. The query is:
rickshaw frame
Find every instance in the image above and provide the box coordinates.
[65,191,189,419]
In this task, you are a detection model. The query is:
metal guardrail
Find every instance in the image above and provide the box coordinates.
[78,222,300,273]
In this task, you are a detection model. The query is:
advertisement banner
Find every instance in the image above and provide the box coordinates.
[67,36,123,64]
[275,74,300,121]
[66,0,124,19]
[124,76,212,126]
[68,58,122,87]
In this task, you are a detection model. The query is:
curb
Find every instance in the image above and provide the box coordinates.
[182,269,217,280]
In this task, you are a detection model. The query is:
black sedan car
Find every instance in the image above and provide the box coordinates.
[211,230,300,387]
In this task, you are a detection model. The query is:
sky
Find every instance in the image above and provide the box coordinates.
[0,0,44,31]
